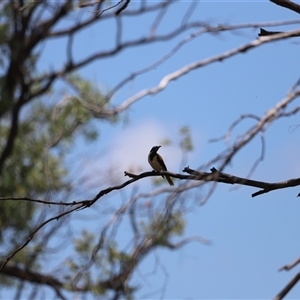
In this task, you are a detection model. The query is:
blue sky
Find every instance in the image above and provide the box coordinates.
[35,1,300,299]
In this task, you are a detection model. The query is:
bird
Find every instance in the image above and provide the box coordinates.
[148,146,174,186]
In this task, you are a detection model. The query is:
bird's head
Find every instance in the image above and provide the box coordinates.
[150,145,161,153]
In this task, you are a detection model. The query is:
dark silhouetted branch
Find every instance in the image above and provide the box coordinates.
[258,28,283,36]
[258,27,300,37]
[274,271,300,300]
[115,0,130,15]
[184,167,300,197]
[271,0,300,15]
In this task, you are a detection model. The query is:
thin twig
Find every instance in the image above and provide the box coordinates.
[279,257,300,271]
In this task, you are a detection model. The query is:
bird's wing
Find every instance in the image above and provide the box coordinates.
[157,153,167,171]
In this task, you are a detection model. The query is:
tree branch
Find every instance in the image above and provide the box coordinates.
[3,161,300,271]
[3,162,300,211]
[115,0,130,16]
[1,263,133,296]
[0,102,22,174]
[108,28,300,115]
[126,166,300,198]
[106,19,300,101]
[1,265,64,290]
[274,271,300,300]
[271,0,300,15]
[49,2,171,37]
[279,257,300,271]
[0,206,80,271]
[184,167,300,197]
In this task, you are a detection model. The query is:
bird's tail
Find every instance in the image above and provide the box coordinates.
[165,175,174,186]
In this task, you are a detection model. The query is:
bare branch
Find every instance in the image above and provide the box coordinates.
[115,14,122,47]
[4,160,299,270]
[279,257,300,271]
[0,206,80,271]
[1,263,122,296]
[1,265,64,291]
[106,19,300,102]
[271,0,300,15]
[93,1,123,17]
[115,0,130,16]
[108,28,300,115]
[183,167,300,197]
[0,196,81,206]
[149,1,168,37]
[274,271,300,300]
[126,166,300,198]
[4,157,300,210]
[181,1,198,26]
[49,2,170,37]
[217,85,300,173]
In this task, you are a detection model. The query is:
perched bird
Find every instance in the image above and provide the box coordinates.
[148,146,174,186]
